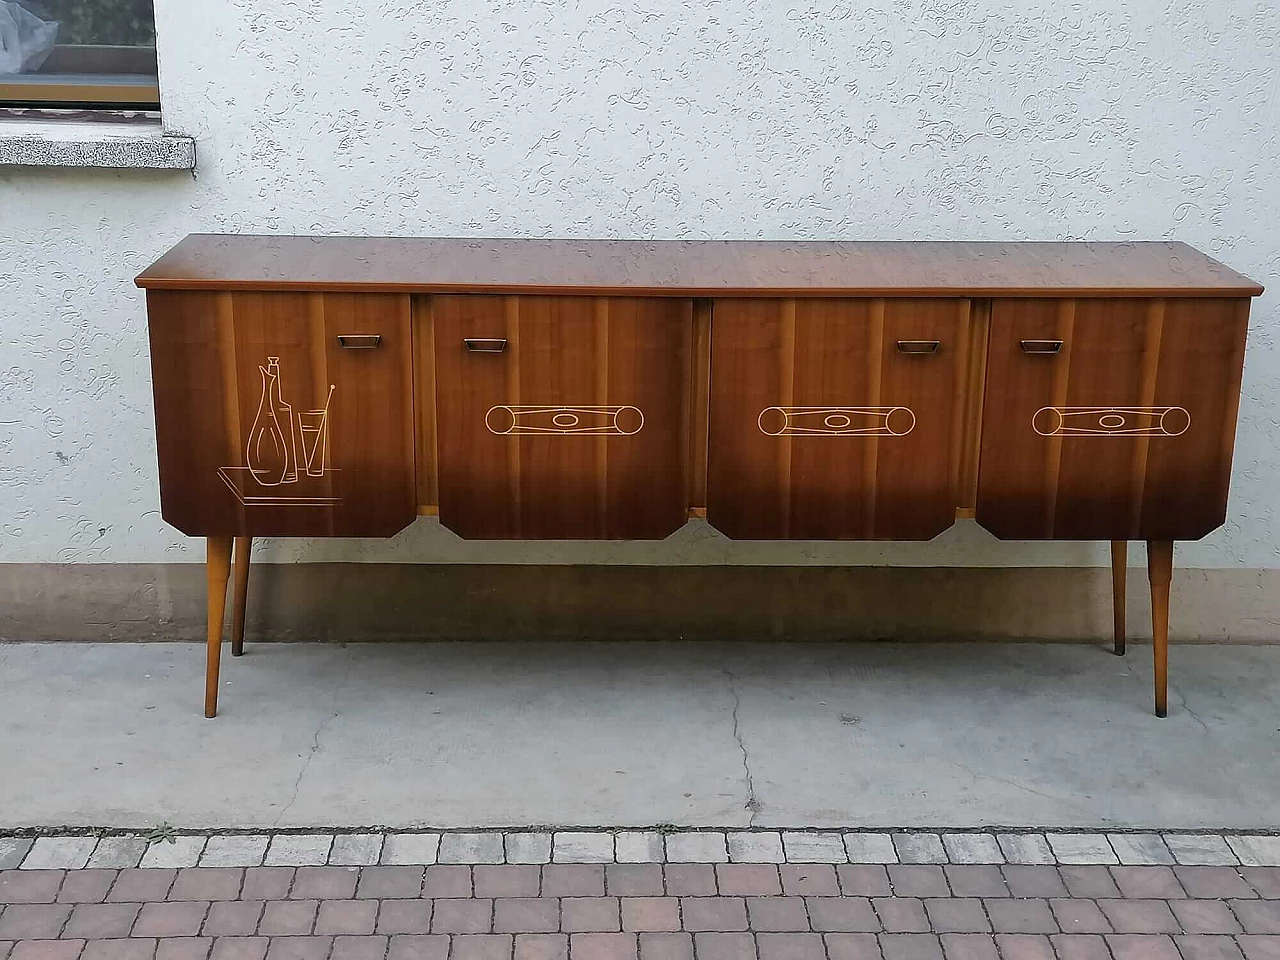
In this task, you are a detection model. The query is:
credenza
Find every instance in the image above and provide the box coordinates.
[136,237,1264,718]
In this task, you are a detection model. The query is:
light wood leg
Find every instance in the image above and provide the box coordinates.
[205,535,234,718]
[231,536,252,657]
[1147,540,1173,718]
[1111,540,1126,656]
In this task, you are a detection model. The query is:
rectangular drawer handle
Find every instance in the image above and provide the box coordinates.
[1021,339,1063,355]
[896,340,941,354]
[464,338,508,353]
[337,334,382,349]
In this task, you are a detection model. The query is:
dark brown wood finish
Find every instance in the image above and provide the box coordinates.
[707,298,971,540]
[137,237,1263,299]
[975,297,1250,540]
[432,295,691,539]
[148,290,416,538]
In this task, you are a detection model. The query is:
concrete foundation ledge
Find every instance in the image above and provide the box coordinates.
[2,563,1277,643]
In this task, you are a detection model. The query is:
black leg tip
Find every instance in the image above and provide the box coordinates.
[1113,644,1126,656]
[1155,707,1168,718]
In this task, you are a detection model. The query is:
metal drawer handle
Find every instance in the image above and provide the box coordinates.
[896,340,941,354]
[1021,339,1063,355]
[465,338,508,353]
[337,334,382,349]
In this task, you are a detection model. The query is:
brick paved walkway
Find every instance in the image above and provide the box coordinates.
[2,861,1279,960]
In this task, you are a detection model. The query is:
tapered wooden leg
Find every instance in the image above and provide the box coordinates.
[205,535,234,719]
[1147,540,1174,718]
[231,536,252,657]
[1111,540,1126,656]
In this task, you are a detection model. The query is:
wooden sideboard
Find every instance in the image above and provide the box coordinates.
[137,237,1264,718]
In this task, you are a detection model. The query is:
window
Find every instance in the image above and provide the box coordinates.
[0,0,158,110]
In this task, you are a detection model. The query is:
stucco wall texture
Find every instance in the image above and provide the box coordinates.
[1,0,1277,567]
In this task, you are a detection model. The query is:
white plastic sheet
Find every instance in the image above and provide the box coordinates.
[0,1,58,75]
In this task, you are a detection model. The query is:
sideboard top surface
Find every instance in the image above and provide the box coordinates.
[136,235,1264,298]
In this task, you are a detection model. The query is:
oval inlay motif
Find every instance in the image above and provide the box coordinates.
[1099,414,1127,429]
[824,413,852,428]
[552,412,580,427]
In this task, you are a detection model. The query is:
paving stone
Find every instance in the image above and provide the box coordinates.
[290,867,359,900]
[1174,934,1246,960]
[264,836,333,868]
[156,937,215,960]
[22,837,97,870]
[983,899,1058,934]
[637,933,690,960]
[1229,839,1280,868]
[1046,836,1117,866]
[240,869,293,901]
[0,841,34,871]
[136,900,212,937]
[1097,900,1180,934]
[715,864,781,896]
[1242,868,1280,899]
[142,838,207,869]
[727,833,784,865]
[209,937,270,960]
[880,933,944,960]
[744,897,810,932]
[328,835,383,867]
[542,865,605,898]
[1169,900,1244,934]
[354,867,424,899]
[1058,868,1121,900]
[887,866,950,898]
[63,901,143,938]
[1105,934,1181,960]
[453,934,513,960]
[563,897,622,932]
[779,865,839,897]
[169,868,244,902]
[313,899,378,936]
[939,933,999,960]
[107,868,176,902]
[201,837,269,869]
[996,836,1054,866]
[82,940,159,960]
[87,838,148,870]
[330,935,388,960]
[843,835,897,865]
[615,834,664,865]
[376,900,434,935]
[893,835,947,865]
[824,933,882,960]
[382,835,441,867]
[431,898,494,933]
[387,935,449,960]
[1049,934,1111,960]
[9,941,86,960]
[606,865,664,898]
[1048,899,1111,934]
[941,836,1003,865]
[924,899,991,933]
[422,866,473,898]
[805,897,880,933]
[493,898,558,933]
[56,869,118,903]
[756,932,826,960]
[572,933,638,960]
[516,933,569,960]
[836,866,891,898]
[1232,902,1280,935]
[506,835,552,866]
[691,933,754,960]
[1163,836,1238,866]
[1110,867,1184,899]
[680,897,748,932]
[554,834,615,864]
[1001,867,1067,899]
[476,866,541,899]
[1107,836,1175,866]
[872,898,929,934]
[0,903,73,939]
[782,834,846,864]
[259,900,320,936]
[439,834,504,865]
[205,900,267,936]
[944,867,1007,898]
[1238,937,1280,960]
[991,935,1053,960]
[1,870,66,905]
[665,834,727,864]
[262,936,332,960]
[621,898,681,933]
[1177,867,1257,899]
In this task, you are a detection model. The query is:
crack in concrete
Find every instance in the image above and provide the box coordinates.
[274,709,340,827]
[723,670,760,826]
[1174,685,1212,734]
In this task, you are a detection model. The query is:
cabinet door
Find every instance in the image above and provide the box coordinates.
[432,295,691,539]
[976,297,1248,540]
[706,298,971,540]
[148,290,416,537]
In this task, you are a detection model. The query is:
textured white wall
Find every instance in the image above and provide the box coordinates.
[2,0,1277,566]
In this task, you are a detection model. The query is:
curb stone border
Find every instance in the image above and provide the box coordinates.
[2,829,1279,870]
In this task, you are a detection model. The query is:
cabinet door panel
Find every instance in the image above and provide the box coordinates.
[432,295,690,539]
[148,290,416,537]
[706,298,970,540]
[976,297,1248,540]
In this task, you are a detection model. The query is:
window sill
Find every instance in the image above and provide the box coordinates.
[0,118,194,169]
